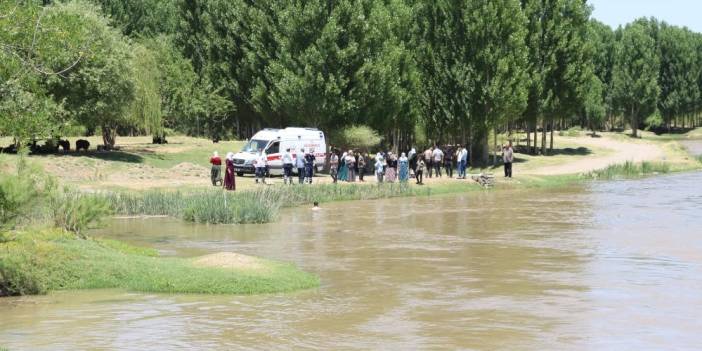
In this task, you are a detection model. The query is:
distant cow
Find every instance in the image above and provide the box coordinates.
[58,139,70,152]
[76,139,90,151]
[152,135,168,144]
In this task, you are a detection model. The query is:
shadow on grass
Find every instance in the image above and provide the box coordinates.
[32,150,145,164]
[513,145,592,157]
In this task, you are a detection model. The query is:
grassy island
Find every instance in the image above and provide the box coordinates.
[0,229,318,296]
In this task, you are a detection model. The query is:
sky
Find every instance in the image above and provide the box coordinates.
[588,0,702,33]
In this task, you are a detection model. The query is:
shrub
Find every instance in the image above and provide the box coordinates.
[0,157,56,230]
[585,161,670,180]
[50,189,112,238]
[331,125,383,151]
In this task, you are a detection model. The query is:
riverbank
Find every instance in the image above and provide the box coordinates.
[0,229,319,297]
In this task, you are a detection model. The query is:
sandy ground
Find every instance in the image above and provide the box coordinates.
[523,136,666,176]
[192,252,267,271]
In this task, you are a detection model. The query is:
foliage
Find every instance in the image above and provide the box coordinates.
[49,189,112,238]
[0,158,55,231]
[331,125,383,150]
[612,20,661,137]
[103,183,430,224]
[46,2,135,147]
[0,229,319,296]
[585,161,671,180]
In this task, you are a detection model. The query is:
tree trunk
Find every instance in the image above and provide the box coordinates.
[470,128,489,168]
[533,124,538,155]
[549,122,554,152]
[630,106,638,138]
[540,122,546,155]
[102,127,116,148]
[526,123,531,152]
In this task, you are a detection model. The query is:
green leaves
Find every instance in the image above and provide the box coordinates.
[612,20,661,136]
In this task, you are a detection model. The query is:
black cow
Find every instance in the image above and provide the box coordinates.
[152,135,168,144]
[58,139,70,152]
[76,139,90,151]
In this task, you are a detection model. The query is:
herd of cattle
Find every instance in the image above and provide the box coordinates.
[0,139,91,154]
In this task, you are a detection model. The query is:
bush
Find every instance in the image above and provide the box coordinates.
[585,161,670,180]
[50,189,112,238]
[331,125,383,151]
[0,157,56,230]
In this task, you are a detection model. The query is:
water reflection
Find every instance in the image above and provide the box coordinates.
[2,172,702,350]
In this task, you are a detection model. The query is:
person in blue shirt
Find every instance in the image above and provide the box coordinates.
[304,148,316,184]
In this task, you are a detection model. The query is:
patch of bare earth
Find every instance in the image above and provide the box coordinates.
[192,252,268,271]
[524,136,666,175]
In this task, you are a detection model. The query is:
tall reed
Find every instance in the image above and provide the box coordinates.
[585,161,670,180]
[101,183,429,224]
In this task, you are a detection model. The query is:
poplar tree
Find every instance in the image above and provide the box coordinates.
[612,20,660,137]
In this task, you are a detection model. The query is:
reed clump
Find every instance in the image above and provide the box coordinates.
[102,183,429,225]
[585,161,671,180]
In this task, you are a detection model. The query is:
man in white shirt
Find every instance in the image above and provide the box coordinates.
[458,146,468,179]
[295,148,306,184]
[254,148,267,184]
[432,146,444,178]
[282,148,294,185]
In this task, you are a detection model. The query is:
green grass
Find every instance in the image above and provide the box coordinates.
[0,229,319,296]
[584,161,671,180]
[101,182,434,224]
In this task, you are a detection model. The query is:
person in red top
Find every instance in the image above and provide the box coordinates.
[210,151,222,186]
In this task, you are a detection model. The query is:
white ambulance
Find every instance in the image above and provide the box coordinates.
[232,127,327,176]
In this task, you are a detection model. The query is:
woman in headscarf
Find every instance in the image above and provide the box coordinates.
[385,152,397,182]
[338,151,348,182]
[374,152,384,183]
[346,150,356,182]
[223,152,236,191]
[210,151,222,186]
[398,152,409,182]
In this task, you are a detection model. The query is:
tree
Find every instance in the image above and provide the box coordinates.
[589,19,616,130]
[612,20,660,137]
[464,0,529,166]
[46,2,136,147]
[522,0,592,154]
[657,23,700,130]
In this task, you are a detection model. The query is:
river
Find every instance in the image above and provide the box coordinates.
[1,171,702,350]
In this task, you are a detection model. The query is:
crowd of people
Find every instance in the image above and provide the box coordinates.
[209,142,515,190]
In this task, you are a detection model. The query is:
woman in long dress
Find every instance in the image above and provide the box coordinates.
[398,152,409,182]
[385,152,397,182]
[223,152,236,191]
[338,152,348,182]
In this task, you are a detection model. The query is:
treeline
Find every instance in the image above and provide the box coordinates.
[2,1,702,165]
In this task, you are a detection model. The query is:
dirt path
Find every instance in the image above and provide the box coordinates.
[523,136,666,176]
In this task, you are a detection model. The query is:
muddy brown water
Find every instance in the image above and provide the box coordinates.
[2,171,702,350]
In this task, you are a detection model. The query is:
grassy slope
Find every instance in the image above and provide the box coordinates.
[0,229,319,296]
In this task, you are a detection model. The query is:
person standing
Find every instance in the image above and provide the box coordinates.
[296,148,306,184]
[374,153,384,183]
[385,152,397,182]
[407,147,417,178]
[254,148,267,184]
[224,152,236,191]
[415,156,425,185]
[503,141,514,178]
[346,150,356,182]
[432,145,444,178]
[444,145,454,178]
[398,152,409,182]
[457,145,469,179]
[304,148,316,184]
[329,150,339,183]
[210,151,222,186]
[358,152,366,182]
[282,148,294,185]
[338,152,348,182]
[424,147,433,178]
